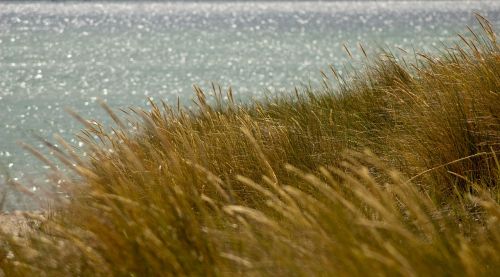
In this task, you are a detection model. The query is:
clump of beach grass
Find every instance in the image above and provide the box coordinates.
[1,15,499,276]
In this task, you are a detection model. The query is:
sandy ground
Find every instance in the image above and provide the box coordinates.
[0,212,44,237]
[0,212,40,277]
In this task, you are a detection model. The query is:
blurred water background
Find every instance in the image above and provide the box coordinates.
[0,1,499,210]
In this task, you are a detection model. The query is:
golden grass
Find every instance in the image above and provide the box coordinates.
[1,15,499,276]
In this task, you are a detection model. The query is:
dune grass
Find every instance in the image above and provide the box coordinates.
[1,15,499,276]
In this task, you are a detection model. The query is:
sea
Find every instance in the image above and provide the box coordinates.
[1,1,499,210]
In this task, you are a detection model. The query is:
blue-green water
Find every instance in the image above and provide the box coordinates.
[1,1,499,209]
